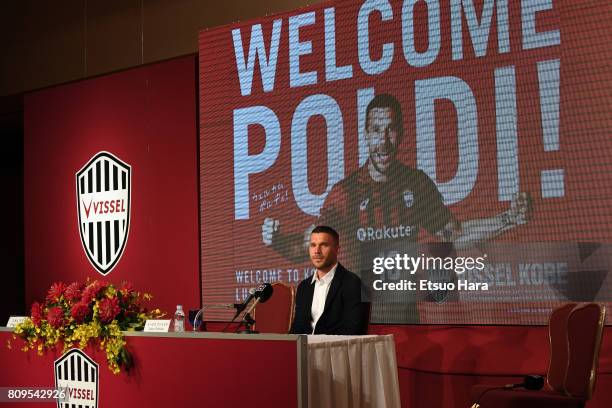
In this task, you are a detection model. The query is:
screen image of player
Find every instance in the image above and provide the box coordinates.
[199,0,612,324]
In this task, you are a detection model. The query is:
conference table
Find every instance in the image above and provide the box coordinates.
[0,328,400,408]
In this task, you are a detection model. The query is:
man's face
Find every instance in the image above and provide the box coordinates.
[366,107,401,174]
[309,232,339,271]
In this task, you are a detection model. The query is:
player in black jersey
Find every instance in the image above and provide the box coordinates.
[262,94,530,323]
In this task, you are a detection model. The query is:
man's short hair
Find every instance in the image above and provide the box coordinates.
[365,93,404,137]
[311,225,340,245]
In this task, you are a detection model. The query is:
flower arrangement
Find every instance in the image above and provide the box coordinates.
[8,280,164,374]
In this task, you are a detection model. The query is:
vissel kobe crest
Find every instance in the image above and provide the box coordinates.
[76,152,131,275]
[54,349,99,408]
[402,190,414,208]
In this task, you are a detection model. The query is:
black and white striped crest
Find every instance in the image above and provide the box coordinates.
[76,152,131,275]
[54,349,99,408]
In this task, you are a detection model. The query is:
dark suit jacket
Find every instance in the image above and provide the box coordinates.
[290,264,368,335]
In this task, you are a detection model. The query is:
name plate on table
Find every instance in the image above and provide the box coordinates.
[6,316,27,327]
[144,319,171,332]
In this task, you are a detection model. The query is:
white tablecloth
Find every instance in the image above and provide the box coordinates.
[307,335,401,408]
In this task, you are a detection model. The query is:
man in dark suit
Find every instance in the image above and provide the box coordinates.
[290,225,368,335]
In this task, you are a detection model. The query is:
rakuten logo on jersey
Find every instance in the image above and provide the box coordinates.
[356,225,415,242]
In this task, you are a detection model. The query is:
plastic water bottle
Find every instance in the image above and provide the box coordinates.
[173,305,185,332]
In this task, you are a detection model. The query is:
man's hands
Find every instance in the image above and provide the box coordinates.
[504,192,532,226]
[262,218,316,250]
[261,218,312,263]
[262,217,280,246]
[437,192,533,249]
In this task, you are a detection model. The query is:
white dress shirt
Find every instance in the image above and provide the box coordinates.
[310,263,338,333]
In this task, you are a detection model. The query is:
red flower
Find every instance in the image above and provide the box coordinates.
[64,282,84,302]
[31,302,43,326]
[47,306,65,329]
[82,281,104,302]
[70,302,90,323]
[46,282,66,303]
[98,297,121,323]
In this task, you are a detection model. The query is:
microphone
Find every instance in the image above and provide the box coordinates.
[504,375,544,390]
[255,283,273,303]
[231,287,257,320]
[236,283,274,334]
[223,283,275,333]
[473,374,545,406]
[243,283,274,316]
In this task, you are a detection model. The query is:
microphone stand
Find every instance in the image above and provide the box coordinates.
[235,298,261,334]
[191,304,234,331]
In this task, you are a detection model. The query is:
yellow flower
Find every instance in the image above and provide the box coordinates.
[16,281,156,375]
[106,286,117,298]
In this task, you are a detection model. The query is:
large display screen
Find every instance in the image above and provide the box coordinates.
[199,0,612,324]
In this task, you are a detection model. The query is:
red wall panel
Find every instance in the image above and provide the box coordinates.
[24,56,199,315]
[369,324,612,407]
